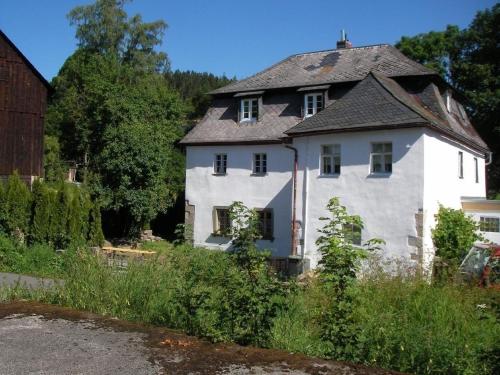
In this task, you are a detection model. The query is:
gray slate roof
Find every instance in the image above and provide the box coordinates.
[286,73,488,151]
[180,94,302,144]
[210,44,435,95]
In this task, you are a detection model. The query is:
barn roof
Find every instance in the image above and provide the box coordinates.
[0,29,52,91]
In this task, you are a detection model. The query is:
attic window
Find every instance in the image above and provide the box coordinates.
[304,93,323,118]
[240,98,258,122]
[445,91,451,112]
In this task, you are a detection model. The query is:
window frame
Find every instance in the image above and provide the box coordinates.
[252,153,267,175]
[256,208,274,240]
[479,216,500,233]
[240,98,259,122]
[343,223,362,246]
[213,207,231,236]
[320,144,341,176]
[213,153,227,175]
[304,92,324,118]
[458,151,464,179]
[370,142,393,174]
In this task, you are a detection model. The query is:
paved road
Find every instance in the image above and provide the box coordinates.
[0,301,403,375]
[0,271,61,289]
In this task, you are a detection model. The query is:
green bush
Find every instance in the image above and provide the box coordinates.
[0,175,104,248]
[432,205,481,262]
[0,172,31,239]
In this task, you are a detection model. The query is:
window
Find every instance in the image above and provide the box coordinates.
[370,143,392,174]
[343,223,362,245]
[257,209,273,239]
[253,153,267,174]
[479,217,500,233]
[214,208,231,236]
[214,154,227,174]
[321,144,341,175]
[445,91,451,112]
[474,157,479,183]
[304,93,323,118]
[458,151,464,179]
[240,98,258,121]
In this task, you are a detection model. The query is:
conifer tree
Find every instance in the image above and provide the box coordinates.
[3,172,31,240]
[30,179,52,244]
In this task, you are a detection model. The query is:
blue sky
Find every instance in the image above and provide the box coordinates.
[0,0,496,81]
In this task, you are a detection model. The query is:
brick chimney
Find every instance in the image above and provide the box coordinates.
[336,29,352,49]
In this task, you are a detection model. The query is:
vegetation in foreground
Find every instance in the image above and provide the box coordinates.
[1,198,499,375]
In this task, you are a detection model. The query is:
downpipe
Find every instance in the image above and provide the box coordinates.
[285,145,298,257]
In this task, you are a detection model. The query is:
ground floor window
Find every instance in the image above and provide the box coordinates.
[479,217,500,232]
[256,209,273,239]
[213,207,231,236]
[343,223,362,245]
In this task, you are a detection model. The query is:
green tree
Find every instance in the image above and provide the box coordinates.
[165,70,235,120]
[43,135,66,183]
[396,4,500,195]
[47,0,186,237]
[431,205,481,262]
[1,173,32,241]
[30,179,52,244]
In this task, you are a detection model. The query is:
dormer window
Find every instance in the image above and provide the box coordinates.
[445,91,451,112]
[240,98,258,122]
[304,93,323,118]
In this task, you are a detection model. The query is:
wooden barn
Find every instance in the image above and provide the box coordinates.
[0,29,51,184]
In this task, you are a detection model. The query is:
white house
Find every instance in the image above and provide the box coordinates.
[462,199,500,244]
[180,38,490,272]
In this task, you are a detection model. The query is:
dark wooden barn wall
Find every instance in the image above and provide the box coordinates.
[0,35,47,178]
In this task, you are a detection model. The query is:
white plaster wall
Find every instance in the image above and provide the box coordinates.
[422,130,487,267]
[185,144,293,256]
[293,128,426,269]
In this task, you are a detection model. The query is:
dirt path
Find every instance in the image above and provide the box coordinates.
[0,301,404,375]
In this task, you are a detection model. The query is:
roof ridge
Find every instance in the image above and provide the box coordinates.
[291,43,391,57]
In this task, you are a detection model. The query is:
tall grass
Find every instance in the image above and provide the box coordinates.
[1,236,498,374]
[269,274,499,375]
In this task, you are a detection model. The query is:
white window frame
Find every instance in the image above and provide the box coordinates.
[320,144,341,175]
[370,142,392,174]
[253,153,267,174]
[213,153,227,175]
[479,216,500,233]
[304,92,324,118]
[458,151,464,179]
[240,98,258,122]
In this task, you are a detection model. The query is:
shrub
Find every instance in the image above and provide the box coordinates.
[1,172,31,240]
[315,197,383,360]
[432,205,481,262]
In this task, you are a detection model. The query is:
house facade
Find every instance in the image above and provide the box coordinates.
[0,29,51,185]
[181,39,489,271]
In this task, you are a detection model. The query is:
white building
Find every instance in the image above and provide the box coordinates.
[181,41,490,271]
[462,199,500,244]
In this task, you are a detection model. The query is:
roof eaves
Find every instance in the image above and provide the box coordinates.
[0,29,53,92]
